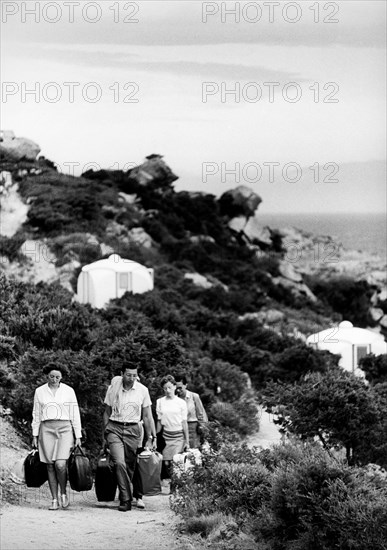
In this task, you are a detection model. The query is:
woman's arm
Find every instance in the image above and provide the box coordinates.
[31,389,41,446]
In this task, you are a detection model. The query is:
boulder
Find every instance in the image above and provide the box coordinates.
[272,275,317,302]
[244,217,273,246]
[0,183,29,237]
[128,227,154,248]
[128,154,178,187]
[118,192,138,204]
[189,234,216,244]
[278,260,303,283]
[369,307,384,323]
[228,216,248,232]
[379,315,387,329]
[228,215,273,248]
[184,272,213,289]
[219,185,262,219]
[0,131,40,162]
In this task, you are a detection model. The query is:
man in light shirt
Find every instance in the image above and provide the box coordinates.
[175,375,208,449]
[103,362,156,512]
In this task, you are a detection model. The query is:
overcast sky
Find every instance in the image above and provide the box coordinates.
[1,0,386,213]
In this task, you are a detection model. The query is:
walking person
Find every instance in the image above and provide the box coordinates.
[103,362,156,512]
[156,375,189,480]
[175,374,208,449]
[32,364,82,510]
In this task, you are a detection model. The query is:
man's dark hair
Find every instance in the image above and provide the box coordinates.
[121,361,139,373]
[174,374,187,385]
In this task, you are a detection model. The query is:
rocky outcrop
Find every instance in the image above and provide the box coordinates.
[272,274,318,303]
[219,185,262,219]
[184,272,213,289]
[184,272,228,291]
[274,225,387,332]
[0,131,40,162]
[239,308,285,325]
[0,178,29,237]
[105,222,155,249]
[228,215,272,248]
[128,227,155,248]
[128,154,178,187]
[0,239,78,292]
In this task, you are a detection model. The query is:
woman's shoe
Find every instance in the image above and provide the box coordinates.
[61,494,69,509]
[49,499,59,510]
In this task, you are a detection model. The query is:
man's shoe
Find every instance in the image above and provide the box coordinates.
[136,498,145,509]
[118,501,131,512]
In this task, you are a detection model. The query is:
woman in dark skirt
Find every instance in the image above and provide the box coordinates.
[156,375,189,479]
[32,364,82,510]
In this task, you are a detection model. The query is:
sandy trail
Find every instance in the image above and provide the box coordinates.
[0,418,180,550]
[0,483,178,550]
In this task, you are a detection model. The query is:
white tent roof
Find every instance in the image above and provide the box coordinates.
[307,321,385,346]
[81,254,150,274]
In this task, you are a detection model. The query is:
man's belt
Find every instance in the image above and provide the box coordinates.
[109,419,139,426]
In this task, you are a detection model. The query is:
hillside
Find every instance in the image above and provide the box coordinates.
[0,134,386,454]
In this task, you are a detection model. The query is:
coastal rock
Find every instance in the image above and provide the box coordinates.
[228,216,247,232]
[128,154,178,187]
[239,309,285,325]
[0,131,41,162]
[272,275,318,303]
[184,272,213,289]
[0,180,29,237]
[379,315,387,329]
[369,307,385,323]
[189,234,216,244]
[219,185,262,219]
[228,215,272,247]
[278,260,303,283]
[106,221,130,240]
[118,192,139,205]
[128,227,154,248]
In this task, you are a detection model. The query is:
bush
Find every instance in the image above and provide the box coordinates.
[263,367,387,467]
[257,443,387,550]
[360,353,387,384]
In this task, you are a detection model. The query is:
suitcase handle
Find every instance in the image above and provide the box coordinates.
[71,444,87,457]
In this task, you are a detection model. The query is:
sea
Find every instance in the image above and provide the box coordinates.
[257,213,387,261]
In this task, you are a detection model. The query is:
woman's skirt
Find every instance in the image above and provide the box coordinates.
[39,420,74,463]
[162,429,185,460]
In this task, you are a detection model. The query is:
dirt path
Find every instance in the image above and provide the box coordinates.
[246,408,283,449]
[0,484,179,550]
[0,418,182,550]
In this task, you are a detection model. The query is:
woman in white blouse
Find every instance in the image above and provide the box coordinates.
[32,364,82,510]
[156,375,189,479]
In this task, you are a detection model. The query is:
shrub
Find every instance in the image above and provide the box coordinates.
[263,367,387,467]
[257,443,387,550]
[360,353,387,384]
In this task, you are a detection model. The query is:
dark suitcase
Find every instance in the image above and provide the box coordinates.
[95,451,117,502]
[68,445,93,492]
[24,449,48,487]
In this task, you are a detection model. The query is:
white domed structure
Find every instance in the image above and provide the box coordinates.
[76,254,154,309]
[306,320,387,377]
